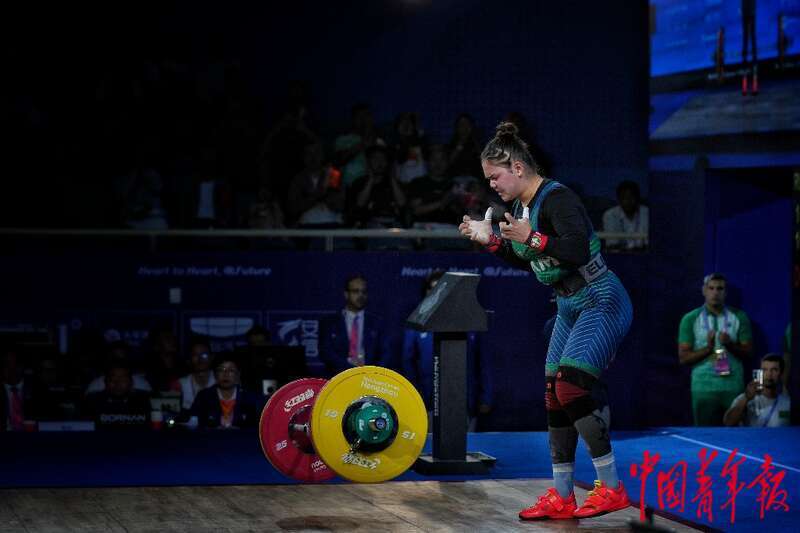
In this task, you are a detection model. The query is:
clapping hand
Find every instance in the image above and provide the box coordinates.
[459,207,494,245]
[499,207,531,244]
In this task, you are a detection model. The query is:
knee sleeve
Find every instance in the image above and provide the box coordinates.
[549,425,578,465]
[545,376,571,428]
[554,366,598,423]
[573,408,612,459]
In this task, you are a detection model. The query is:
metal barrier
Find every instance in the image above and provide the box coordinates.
[0,228,648,252]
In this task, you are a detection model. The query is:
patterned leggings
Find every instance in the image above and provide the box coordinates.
[545,271,633,377]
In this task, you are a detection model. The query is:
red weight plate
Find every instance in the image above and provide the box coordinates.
[259,378,335,482]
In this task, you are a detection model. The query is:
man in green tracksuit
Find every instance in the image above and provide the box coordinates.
[678,273,753,425]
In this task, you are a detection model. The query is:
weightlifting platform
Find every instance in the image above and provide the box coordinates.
[2,427,797,532]
[0,479,700,532]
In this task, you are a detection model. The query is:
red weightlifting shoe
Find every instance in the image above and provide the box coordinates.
[519,487,577,520]
[573,480,631,518]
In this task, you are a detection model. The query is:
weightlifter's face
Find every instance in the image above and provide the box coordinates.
[483,160,521,202]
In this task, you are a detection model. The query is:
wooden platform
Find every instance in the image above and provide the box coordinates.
[0,479,701,532]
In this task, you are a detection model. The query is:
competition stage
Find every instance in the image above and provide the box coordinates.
[1,426,797,532]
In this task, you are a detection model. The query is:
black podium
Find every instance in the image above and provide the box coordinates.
[406,272,496,475]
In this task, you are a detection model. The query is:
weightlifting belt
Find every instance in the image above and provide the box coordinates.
[552,253,608,297]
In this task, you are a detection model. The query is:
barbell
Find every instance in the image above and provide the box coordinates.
[258,366,428,483]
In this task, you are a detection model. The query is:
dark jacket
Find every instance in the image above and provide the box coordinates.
[189,385,262,429]
[320,311,392,376]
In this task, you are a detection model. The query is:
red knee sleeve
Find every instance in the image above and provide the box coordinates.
[555,378,588,406]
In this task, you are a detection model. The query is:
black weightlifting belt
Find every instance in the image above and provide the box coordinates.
[551,253,608,297]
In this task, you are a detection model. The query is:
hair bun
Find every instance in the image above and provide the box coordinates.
[495,121,518,138]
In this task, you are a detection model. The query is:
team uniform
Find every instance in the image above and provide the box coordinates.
[486,179,633,519]
[678,305,752,425]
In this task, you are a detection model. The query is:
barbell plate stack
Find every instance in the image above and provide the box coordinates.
[310,366,427,483]
[259,378,335,482]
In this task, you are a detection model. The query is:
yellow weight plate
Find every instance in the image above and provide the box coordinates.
[310,366,427,483]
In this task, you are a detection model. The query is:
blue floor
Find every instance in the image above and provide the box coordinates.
[2,427,797,532]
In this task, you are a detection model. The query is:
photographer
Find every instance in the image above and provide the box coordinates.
[723,354,790,427]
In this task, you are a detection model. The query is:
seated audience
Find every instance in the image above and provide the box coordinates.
[392,112,428,184]
[334,103,385,188]
[724,354,790,427]
[85,341,152,395]
[190,354,262,429]
[144,329,184,395]
[246,325,271,348]
[247,184,286,230]
[408,144,463,226]
[1,345,32,431]
[29,352,80,421]
[602,180,649,251]
[178,338,216,412]
[83,363,151,430]
[347,145,406,228]
[446,113,483,179]
[287,141,345,228]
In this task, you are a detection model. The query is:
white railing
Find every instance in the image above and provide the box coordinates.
[0,228,648,252]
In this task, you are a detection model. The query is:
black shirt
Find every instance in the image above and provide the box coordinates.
[493,179,593,270]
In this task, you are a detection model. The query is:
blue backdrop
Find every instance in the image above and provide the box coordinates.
[1,239,792,430]
[1,250,645,431]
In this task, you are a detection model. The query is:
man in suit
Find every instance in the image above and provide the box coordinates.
[190,354,263,429]
[320,274,392,376]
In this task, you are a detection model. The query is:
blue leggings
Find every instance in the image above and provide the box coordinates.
[545,271,632,377]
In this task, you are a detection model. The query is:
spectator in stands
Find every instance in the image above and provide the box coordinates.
[117,164,170,230]
[456,175,503,223]
[320,274,392,376]
[334,103,385,188]
[678,273,753,426]
[85,341,152,395]
[347,145,406,228]
[1,345,32,431]
[178,338,216,412]
[602,180,649,251]
[144,329,184,395]
[446,113,483,179]
[238,325,280,393]
[503,110,551,176]
[246,325,271,348]
[83,362,151,430]
[259,102,318,204]
[392,112,428,184]
[246,184,286,230]
[190,354,262,429]
[29,352,77,421]
[724,354,790,427]
[287,141,345,228]
[188,148,233,229]
[408,144,462,227]
[401,271,493,430]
